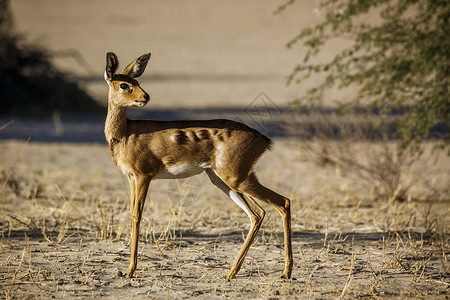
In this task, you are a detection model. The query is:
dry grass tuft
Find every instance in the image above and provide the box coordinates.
[288,108,441,202]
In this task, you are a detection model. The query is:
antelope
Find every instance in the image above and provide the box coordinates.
[104,52,293,280]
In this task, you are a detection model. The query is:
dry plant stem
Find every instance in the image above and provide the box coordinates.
[6,214,36,231]
[339,251,355,299]
[103,52,293,279]
[5,247,26,299]
[0,120,14,132]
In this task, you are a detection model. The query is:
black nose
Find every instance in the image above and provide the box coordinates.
[144,93,150,101]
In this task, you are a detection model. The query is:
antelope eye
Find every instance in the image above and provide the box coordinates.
[119,83,129,90]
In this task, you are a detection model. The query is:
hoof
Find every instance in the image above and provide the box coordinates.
[281,267,292,279]
[126,268,135,278]
[226,271,237,281]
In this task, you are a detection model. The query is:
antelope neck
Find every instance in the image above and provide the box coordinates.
[105,103,127,143]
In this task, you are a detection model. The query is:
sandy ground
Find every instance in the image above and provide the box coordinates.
[0,140,449,299]
[1,1,449,299]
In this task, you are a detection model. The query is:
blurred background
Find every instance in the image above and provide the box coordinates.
[1,0,328,142]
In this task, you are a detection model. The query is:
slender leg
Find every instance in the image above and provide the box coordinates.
[234,173,293,279]
[206,169,266,279]
[226,190,265,279]
[128,174,136,214]
[126,175,151,278]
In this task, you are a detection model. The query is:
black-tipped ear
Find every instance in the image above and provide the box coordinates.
[121,53,151,78]
[105,52,119,81]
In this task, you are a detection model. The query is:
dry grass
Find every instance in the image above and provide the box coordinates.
[287,107,440,202]
[0,139,449,299]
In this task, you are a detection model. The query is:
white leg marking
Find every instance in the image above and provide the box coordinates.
[229,190,253,221]
[205,169,253,220]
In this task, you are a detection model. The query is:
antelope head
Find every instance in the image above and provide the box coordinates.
[104,52,151,108]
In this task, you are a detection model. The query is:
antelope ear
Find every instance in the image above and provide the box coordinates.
[121,53,151,78]
[105,52,119,82]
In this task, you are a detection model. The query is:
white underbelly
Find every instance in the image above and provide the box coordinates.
[155,164,209,179]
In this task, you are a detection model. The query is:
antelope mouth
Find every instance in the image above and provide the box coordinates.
[135,100,149,106]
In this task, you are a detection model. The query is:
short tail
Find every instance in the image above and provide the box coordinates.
[262,134,273,150]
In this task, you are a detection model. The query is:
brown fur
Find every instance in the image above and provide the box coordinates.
[104,52,292,280]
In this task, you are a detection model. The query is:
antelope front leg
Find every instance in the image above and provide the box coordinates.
[126,176,151,278]
[128,174,136,215]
